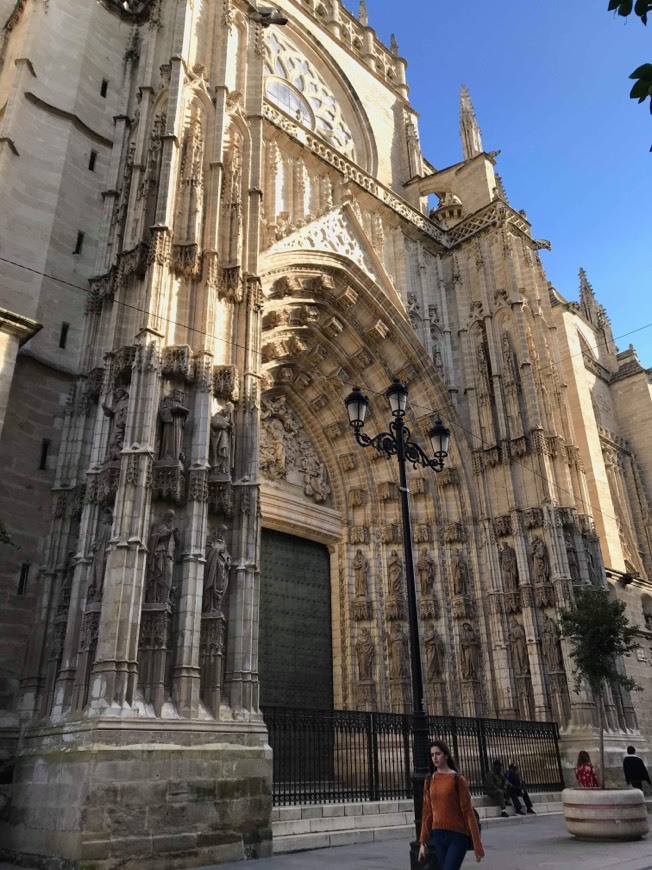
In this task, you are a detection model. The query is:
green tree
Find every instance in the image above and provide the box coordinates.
[608,1,652,121]
[559,587,640,788]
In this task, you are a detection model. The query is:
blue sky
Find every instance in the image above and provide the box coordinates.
[343,1,652,366]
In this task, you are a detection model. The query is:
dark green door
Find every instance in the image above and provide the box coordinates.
[259,529,333,709]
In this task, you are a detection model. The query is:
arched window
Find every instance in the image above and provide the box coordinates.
[264,31,355,158]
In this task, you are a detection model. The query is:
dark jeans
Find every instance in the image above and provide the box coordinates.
[429,829,469,870]
[510,787,533,812]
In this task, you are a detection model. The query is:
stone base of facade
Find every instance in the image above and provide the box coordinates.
[0,717,273,868]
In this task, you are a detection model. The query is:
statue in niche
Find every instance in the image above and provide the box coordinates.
[202,525,232,614]
[144,510,180,604]
[530,536,551,585]
[356,628,375,681]
[302,453,330,503]
[88,507,113,602]
[424,626,445,680]
[260,416,286,479]
[352,549,370,599]
[223,143,242,206]
[57,551,75,615]
[158,390,190,462]
[103,387,129,462]
[389,623,410,680]
[565,532,580,583]
[452,549,470,597]
[417,548,436,597]
[460,622,481,680]
[508,617,530,676]
[387,550,404,596]
[540,616,563,672]
[209,402,235,477]
[585,544,599,586]
[499,542,519,593]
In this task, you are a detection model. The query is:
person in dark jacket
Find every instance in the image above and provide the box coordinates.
[484,759,510,817]
[623,746,651,792]
[505,763,535,815]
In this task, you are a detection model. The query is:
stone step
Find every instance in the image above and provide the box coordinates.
[272,793,564,854]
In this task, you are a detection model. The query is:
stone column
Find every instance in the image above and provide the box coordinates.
[88,337,161,712]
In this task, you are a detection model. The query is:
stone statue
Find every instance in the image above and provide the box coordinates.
[352,549,370,599]
[88,507,113,601]
[202,525,232,613]
[417,548,436,597]
[530,536,551,585]
[499,542,519,593]
[508,617,529,676]
[209,402,234,476]
[158,390,190,462]
[541,616,563,672]
[356,628,375,680]
[144,510,180,603]
[452,549,469,597]
[424,626,445,680]
[103,387,129,462]
[57,551,75,615]
[565,532,580,583]
[387,550,404,596]
[389,623,410,680]
[585,544,599,586]
[460,622,481,680]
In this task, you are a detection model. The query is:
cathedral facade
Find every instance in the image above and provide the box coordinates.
[1,0,652,864]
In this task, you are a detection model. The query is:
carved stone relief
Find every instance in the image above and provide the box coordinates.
[259,395,331,504]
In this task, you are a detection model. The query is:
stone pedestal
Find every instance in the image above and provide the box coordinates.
[0,719,272,868]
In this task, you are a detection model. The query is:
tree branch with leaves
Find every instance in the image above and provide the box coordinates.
[559,587,641,788]
[608,0,652,138]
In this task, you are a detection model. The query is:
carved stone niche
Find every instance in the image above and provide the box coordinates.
[111,345,137,385]
[444,522,466,544]
[340,453,357,473]
[413,524,433,543]
[494,515,512,538]
[323,316,344,339]
[350,525,369,545]
[435,468,458,488]
[378,481,399,501]
[412,477,428,495]
[523,508,544,530]
[87,367,105,401]
[88,465,120,505]
[451,596,473,620]
[308,273,336,297]
[380,523,401,544]
[213,365,239,402]
[207,480,234,517]
[353,599,373,621]
[396,363,418,385]
[161,345,193,382]
[349,488,367,506]
[151,463,185,504]
[364,320,390,348]
[270,275,303,298]
[171,243,201,278]
[557,507,577,529]
[274,366,294,386]
[335,286,358,310]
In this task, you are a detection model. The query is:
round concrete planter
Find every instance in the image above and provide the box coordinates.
[562,788,649,841]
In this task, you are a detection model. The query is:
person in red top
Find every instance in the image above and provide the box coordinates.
[419,740,484,868]
[575,751,599,788]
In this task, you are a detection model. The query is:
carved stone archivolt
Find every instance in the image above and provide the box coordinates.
[259,395,331,504]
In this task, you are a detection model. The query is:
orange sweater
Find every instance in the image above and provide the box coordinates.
[420,772,484,859]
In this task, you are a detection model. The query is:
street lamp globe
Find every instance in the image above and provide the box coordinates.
[428,418,451,463]
[344,386,369,429]
[386,381,409,417]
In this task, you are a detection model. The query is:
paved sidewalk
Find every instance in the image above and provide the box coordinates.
[208,815,652,870]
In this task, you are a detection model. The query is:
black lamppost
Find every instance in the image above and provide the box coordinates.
[344,382,450,870]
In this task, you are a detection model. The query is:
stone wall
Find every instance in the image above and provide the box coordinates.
[0,722,272,868]
[0,355,72,730]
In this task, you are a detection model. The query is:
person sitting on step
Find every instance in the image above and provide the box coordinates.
[484,759,511,817]
[505,762,535,815]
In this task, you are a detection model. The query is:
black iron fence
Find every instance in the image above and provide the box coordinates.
[262,706,564,806]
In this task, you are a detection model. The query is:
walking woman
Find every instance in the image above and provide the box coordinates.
[418,740,484,868]
[575,751,599,788]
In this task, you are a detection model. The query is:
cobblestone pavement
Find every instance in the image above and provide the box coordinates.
[208,815,652,870]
